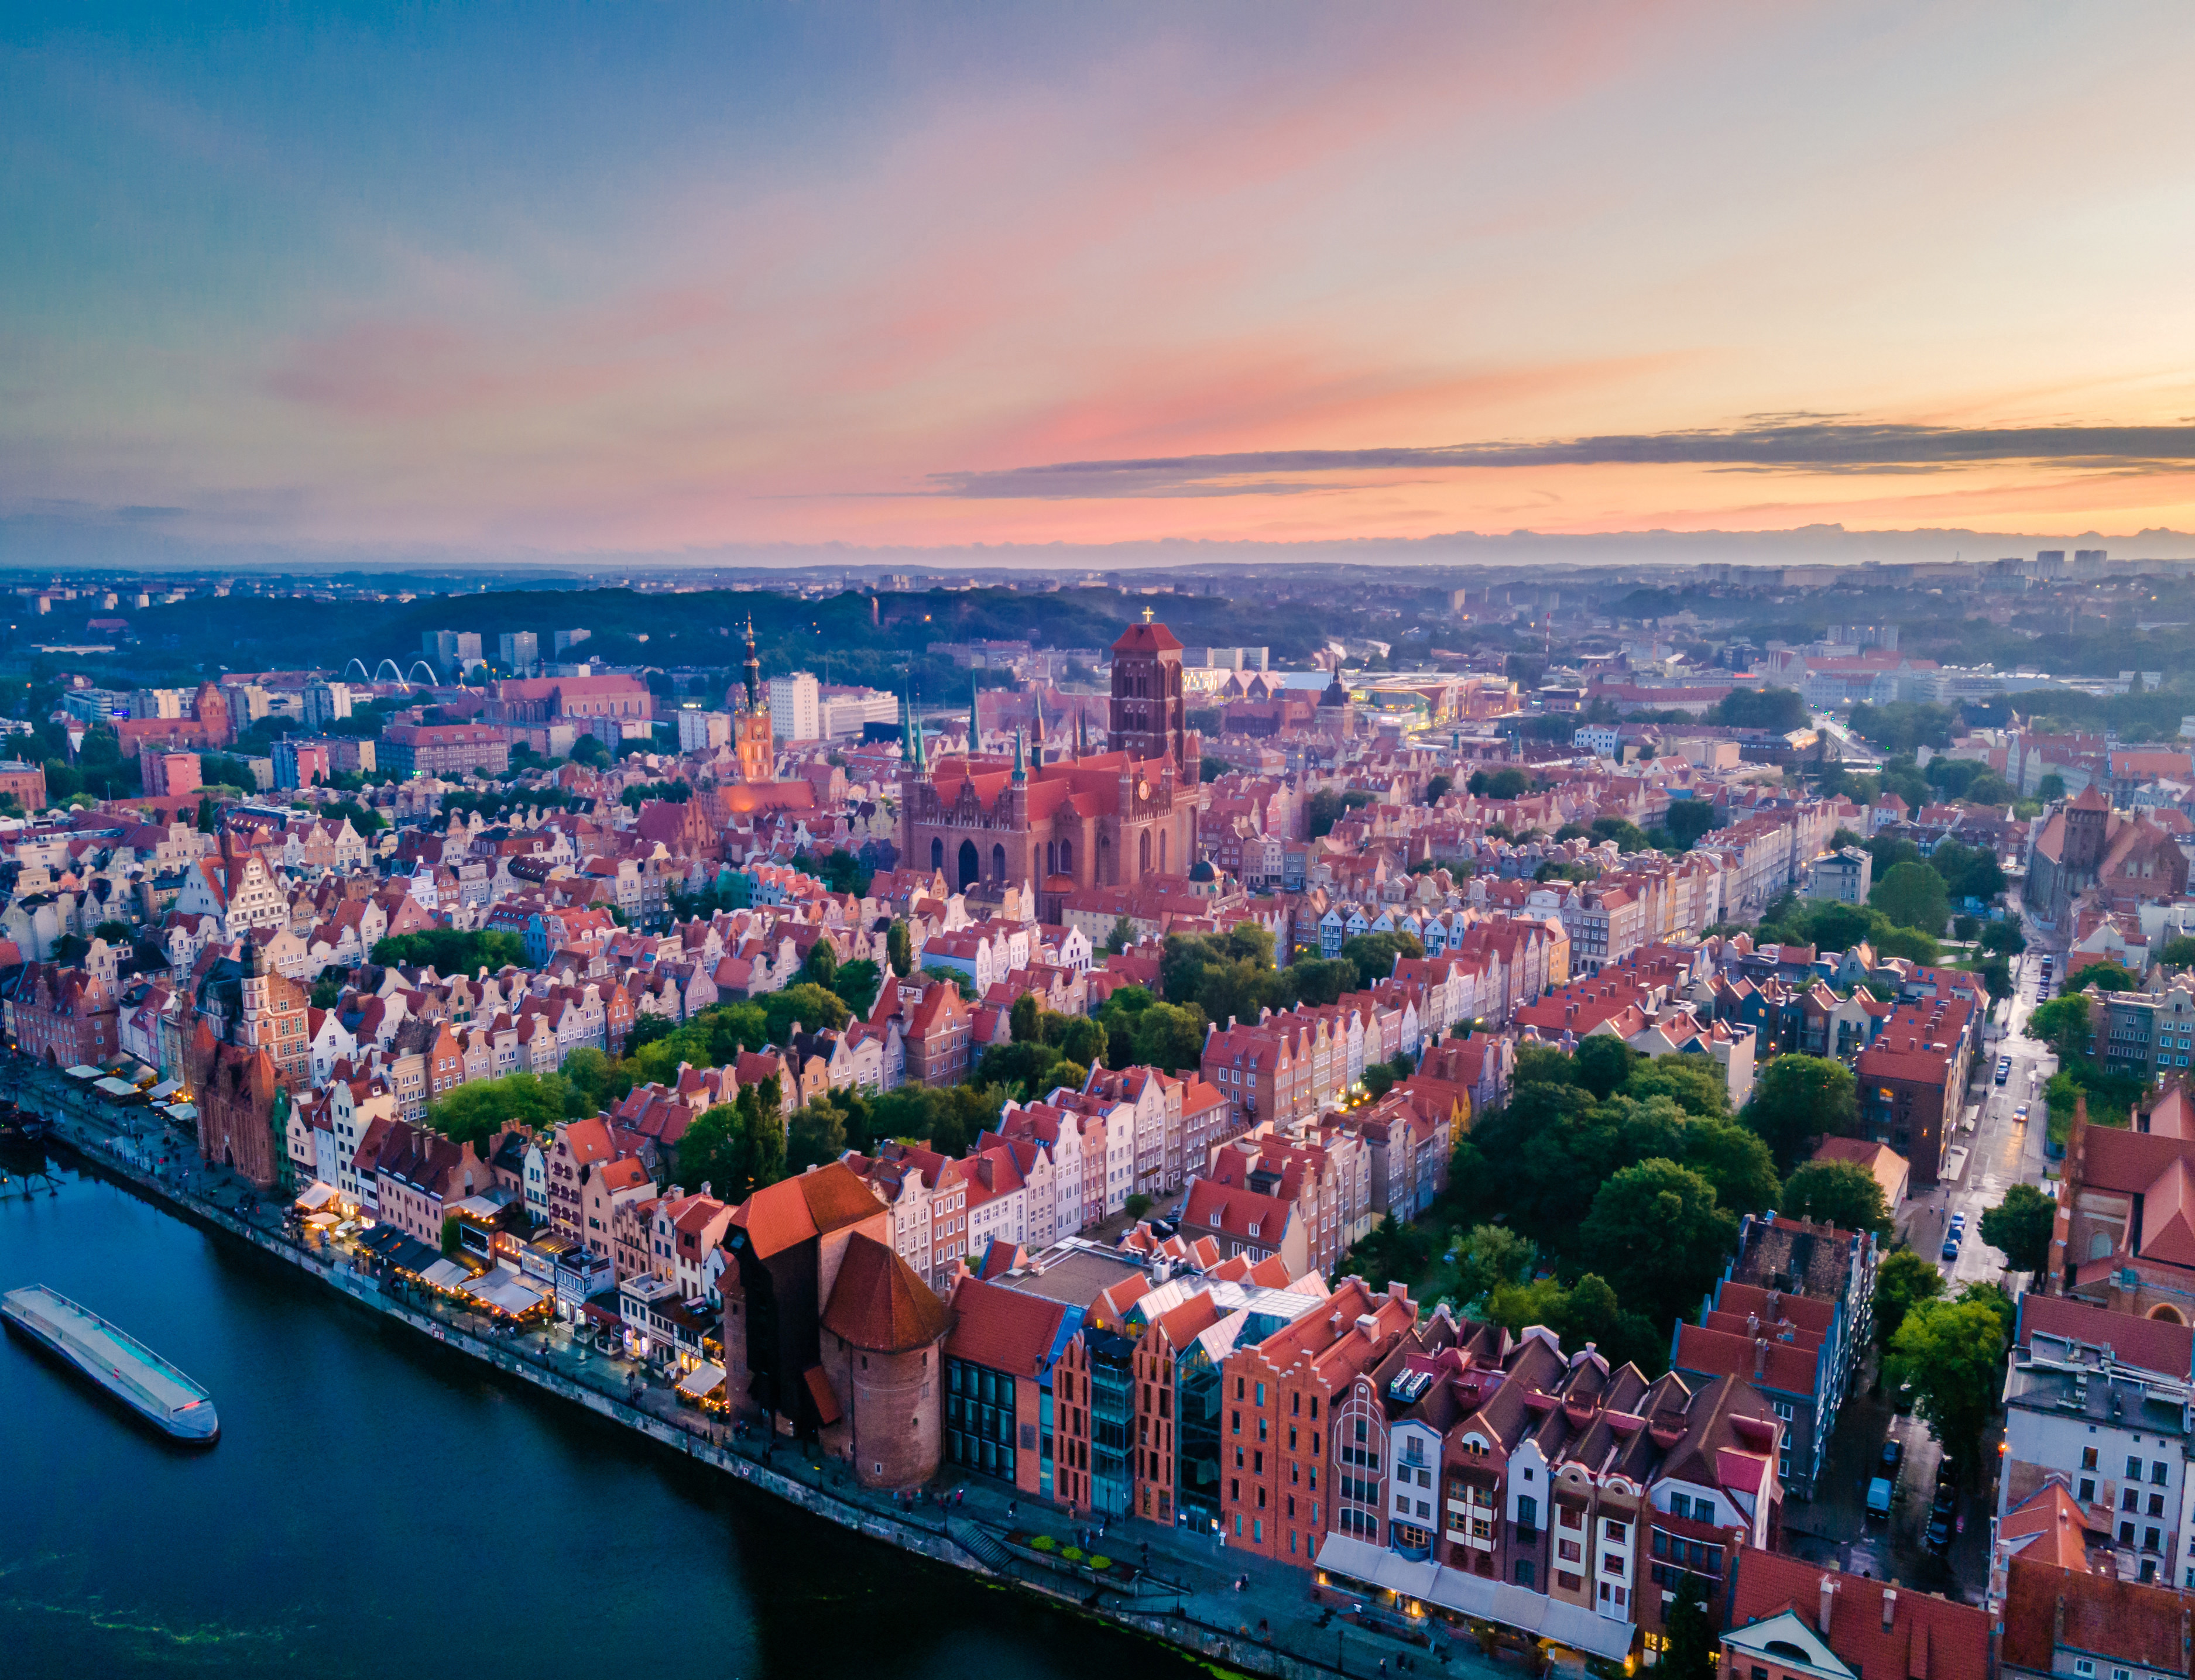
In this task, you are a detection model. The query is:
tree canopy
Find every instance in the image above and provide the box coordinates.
[1741,1054,1857,1173]
[1777,1159,1891,1237]
[372,928,529,974]
[1888,1291,2009,1466]
[1870,860,1951,936]
[1577,1158,1740,1329]
[1980,1183,2056,1274]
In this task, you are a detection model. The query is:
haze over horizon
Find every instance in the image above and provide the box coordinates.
[8,4,2195,566]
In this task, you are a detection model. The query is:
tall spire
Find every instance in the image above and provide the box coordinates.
[902,688,926,775]
[969,678,981,758]
[1076,703,1090,757]
[741,615,763,712]
[1031,692,1046,764]
[1011,726,1026,784]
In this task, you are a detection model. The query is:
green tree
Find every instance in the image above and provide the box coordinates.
[1105,914,1136,955]
[1573,1035,1639,1100]
[92,918,134,944]
[1742,1054,1857,1171]
[441,1214,462,1258]
[2036,772,2066,801]
[1680,1121,1781,1217]
[1337,930,1424,989]
[1467,767,1530,801]
[2083,961,2140,993]
[1664,799,1718,848]
[1660,1571,1720,1680]
[1889,1296,2009,1465]
[1625,1056,1731,1118]
[1590,816,1651,853]
[372,929,529,974]
[886,920,913,977]
[1454,1223,1538,1307]
[1131,1001,1208,1073]
[1711,686,1809,733]
[2029,995,2095,1063]
[309,966,348,1010]
[921,965,978,1001]
[427,1071,575,1144]
[1871,860,1951,935]
[1980,1183,2056,1273]
[830,957,883,1018]
[801,939,839,990]
[679,1083,786,1201]
[763,981,851,1043]
[1777,1159,1892,1237]
[1124,1193,1154,1222]
[1424,774,1452,804]
[787,1097,850,1173]
[2158,935,2195,969]
[559,1046,630,1114]
[1873,1247,1944,1352]
[1577,1158,1738,1329]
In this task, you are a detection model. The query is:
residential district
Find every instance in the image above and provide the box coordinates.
[16,556,2195,1680]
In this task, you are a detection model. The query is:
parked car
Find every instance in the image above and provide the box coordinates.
[1932,1485,1958,1519]
[1880,1438,1904,1476]
[2015,1102,2031,1123]
[1866,1477,1895,1519]
[1942,1235,1961,1261]
[1995,1058,2012,1085]
[1925,1513,1954,1551]
[1950,1212,1967,1235]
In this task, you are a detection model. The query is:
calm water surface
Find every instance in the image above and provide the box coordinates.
[0,1154,1203,1680]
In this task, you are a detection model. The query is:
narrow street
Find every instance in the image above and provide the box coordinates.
[1785,936,2055,1602]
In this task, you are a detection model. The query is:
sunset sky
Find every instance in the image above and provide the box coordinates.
[8,3,2195,561]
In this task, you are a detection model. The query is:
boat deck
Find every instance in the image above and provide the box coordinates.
[2,1284,217,1438]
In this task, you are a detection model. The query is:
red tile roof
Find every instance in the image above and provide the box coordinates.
[2001,1557,2193,1677]
[1728,1547,1990,1680]
[946,1276,1068,1377]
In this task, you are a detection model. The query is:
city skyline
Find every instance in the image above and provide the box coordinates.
[8,4,2195,563]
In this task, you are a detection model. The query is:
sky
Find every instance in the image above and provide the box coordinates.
[8,2,2195,564]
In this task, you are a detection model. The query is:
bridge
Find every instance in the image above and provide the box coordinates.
[341,657,444,689]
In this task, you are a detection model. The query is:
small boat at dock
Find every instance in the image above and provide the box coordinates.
[2,1284,219,1443]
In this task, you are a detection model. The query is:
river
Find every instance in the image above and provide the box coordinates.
[0,1151,1208,1680]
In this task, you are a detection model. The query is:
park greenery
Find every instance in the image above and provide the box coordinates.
[371,929,529,973]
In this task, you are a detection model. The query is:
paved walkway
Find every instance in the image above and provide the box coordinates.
[9,1054,1508,1680]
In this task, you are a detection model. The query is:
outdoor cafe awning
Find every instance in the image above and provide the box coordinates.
[419,1258,476,1292]
[677,1362,726,1400]
[149,1078,184,1101]
[1313,1535,1635,1662]
[294,1182,339,1211]
[463,1267,547,1317]
[94,1076,143,1100]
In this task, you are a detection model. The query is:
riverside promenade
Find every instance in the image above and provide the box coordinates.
[9,1056,1497,1680]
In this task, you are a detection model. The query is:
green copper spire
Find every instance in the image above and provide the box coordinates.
[1011,725,1026,783]
[904,688,927,774]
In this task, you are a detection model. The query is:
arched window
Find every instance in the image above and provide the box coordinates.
[957,839,980,892]
[1159,830,1168,873]
[992,843,1006,885]
[2151,1304,2187,1325]
[1059,838,1072,875]
[931,837,944,872]
[1139,830,1152,873]
[1046,840,1058,876]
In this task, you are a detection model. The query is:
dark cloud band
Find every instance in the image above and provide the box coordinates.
[928,421,2195,499]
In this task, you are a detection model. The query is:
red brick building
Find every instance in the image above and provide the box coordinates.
[6,962,118,1066]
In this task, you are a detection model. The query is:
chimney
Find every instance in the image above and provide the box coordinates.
[1881,1588,1897,1633]
[1818,1574,1835,1636]
[1753,1337,1767,1378]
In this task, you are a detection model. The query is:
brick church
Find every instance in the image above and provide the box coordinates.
[186,935,311,1191]
[899,614,1201,920]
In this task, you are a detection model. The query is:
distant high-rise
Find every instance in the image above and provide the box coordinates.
[421,630,482,671]
[2074,548,2109,568]
[499,631,540,673]
[554,628,591,655]
[303,679,352,729]
[2035,549,2067,580]
[767,671,822,742]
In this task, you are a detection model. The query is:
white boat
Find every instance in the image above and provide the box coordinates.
[2,1284,220,1443]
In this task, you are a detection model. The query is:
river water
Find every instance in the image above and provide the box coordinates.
[0,1153,1205,1680]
